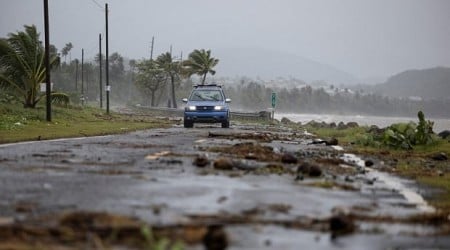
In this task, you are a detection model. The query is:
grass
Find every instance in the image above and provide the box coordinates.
[301,123,450,212]
[0,103,172,143]
[304,126,368,144]
[418,174,450,211]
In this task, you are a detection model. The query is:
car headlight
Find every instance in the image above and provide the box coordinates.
[214,106,224,110]
[188,106,196,111]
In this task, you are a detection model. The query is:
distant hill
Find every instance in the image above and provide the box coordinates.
[213,48,358,85]
[371,67,450,100]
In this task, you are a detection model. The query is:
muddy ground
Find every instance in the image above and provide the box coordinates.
[0,122,449,249]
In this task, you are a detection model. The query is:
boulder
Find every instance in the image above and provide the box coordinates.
[337,122,347,130]
[281,153,298,164]
[297,162,322,177]
[346,122,359,128]
[281,117,294,124]
[368,125,385,135]
[193,155,210,167]
[307,120,322,128]
[438,130,450,139]
[203,224,228,250]
[430,152,447,161]
[325,138,338,146]
[364,160,374,167]
[213,158,234,170]
[329,214,355,239]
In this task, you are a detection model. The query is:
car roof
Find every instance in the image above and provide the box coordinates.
[193,84,222,89]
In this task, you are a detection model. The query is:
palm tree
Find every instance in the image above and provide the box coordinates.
[184,49,219,85]
[156,52,181,108]
[0,25,67,108]
[61,42,73,64]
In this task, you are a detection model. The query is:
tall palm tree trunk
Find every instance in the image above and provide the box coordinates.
[201,73,207,85]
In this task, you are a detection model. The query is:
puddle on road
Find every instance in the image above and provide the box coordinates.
[340,153,435,213]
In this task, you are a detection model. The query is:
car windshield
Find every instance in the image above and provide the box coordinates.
[189,90,223,101]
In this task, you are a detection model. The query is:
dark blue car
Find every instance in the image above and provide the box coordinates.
[182,84,231,128]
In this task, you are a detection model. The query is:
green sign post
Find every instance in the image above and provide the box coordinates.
[271,92,276,120]
[271,92,276,108]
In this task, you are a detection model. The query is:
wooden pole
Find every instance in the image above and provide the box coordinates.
[105,3,110,114]
[43,0,51,121]
[99,33,103,108]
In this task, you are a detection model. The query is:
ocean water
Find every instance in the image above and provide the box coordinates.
[275,113,450,133]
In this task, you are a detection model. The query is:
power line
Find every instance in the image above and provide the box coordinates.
[91,0,104,10]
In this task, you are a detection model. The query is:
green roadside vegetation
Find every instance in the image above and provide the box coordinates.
[0,103,172,144]
[295,117,450,212]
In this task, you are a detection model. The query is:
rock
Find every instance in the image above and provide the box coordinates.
[232,159,260,170]
[309,164,322,177]
[344,176,354,183]
[281,153,298,164]
[329,122,337,128]
[337,122,347,130]
[346,122,359,128]
[438,171,444,177]
[203,225,228,250]
[193,155,210,167]
[438,130,450,139]
[329,214,355,239]
[297,162,310,174]
[245,153,257,160]
[307,120,321,128]
[281,117,293,124]
[325,138,338,146]
[213,158,234,170]
[431,152,448,161]
[294,174,304,181]
[310,139,326,145]
[365,160,374,167]
[368,125,385,135]
[365,179,374,185]
[297,162,322,177]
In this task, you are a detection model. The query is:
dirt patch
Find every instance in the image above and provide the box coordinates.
[0,211,207,249]
[208,142,281,162]
[305,180,358,191]
[92,141,174,149]
[207,131,306,143]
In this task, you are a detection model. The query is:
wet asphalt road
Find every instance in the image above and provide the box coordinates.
[0,123,449,249]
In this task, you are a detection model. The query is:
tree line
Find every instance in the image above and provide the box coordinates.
[2,25,449,119]
[224,81,450,118]
[0,25,219,109]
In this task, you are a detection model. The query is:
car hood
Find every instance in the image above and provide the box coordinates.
[187,100,226,106]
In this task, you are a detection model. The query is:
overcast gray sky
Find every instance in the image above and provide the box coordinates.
[1,0,449,78]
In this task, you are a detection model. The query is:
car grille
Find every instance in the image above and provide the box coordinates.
[196,106,214,111]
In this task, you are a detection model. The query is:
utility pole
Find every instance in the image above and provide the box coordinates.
[169,45,172,56]
[81,48,84,106]
[43,0,51,121]
[105,3,110,114]
[99,33,103,108]
[75,59,78,91]
[86,63,89,100]
[150,36,154,61]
